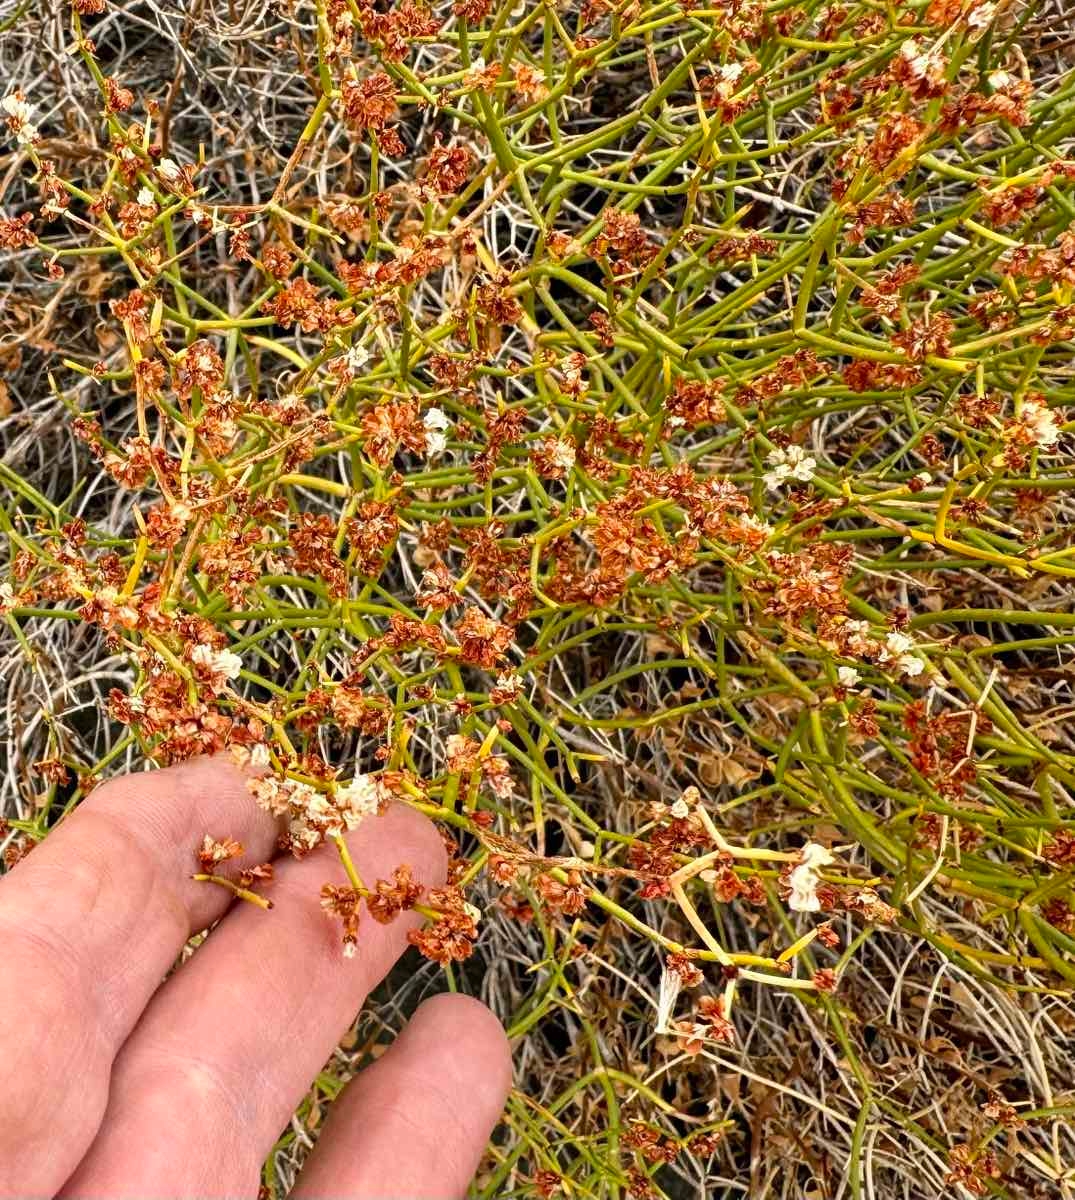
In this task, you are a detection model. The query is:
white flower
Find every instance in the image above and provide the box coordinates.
[336,774,381,830]
[423,407,450,457]
[899,40,926,72]
[669,795,691,820]
[469,56,487,73]
[966,1,996,32]
[187,204,210,226]
[2,92,31,123]
[550,439,576,471]
[191,644,243,690]
[493,671,522,701]
[712,61,744,98]
[739,512,774,538]
[879,631,924,677]
[214,648,243,680]
[484,756,516,801]
[1021,396,1060,449]
[656,965,682,1032]
[158,157,182,181]
[787,842,834,913]
[762,465,784,490]
[837,618,874,656]
[883,630,913,656]
[837,665,860,688]
[763,444,816,490]
[289,781,318,806]
[136,186,156,207]
[304,789,336,825]
[899,39,944,82]
[230,742,271,771]
[345,342,370,372]
[2,93,38,144]
[0,582,16,615]
[987,69,1014,90]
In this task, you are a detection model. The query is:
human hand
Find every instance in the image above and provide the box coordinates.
[0,757,512,1199]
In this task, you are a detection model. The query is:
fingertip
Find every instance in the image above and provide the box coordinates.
[89,753,275,848]
[411,993,513,1099]
[290,992,512,1200]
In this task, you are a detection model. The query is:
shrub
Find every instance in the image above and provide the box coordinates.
[3,0,1075,1194]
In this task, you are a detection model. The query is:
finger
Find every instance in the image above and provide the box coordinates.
[0,755,276,1199]
[59,803,447,1199]
[292,993,512,1200]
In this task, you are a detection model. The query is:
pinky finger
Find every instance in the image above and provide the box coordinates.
[291,993,512,1200]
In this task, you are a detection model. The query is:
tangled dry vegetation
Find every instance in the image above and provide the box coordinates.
[4,0,1075,1195]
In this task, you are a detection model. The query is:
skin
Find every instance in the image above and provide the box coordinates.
[0,756,513,1199]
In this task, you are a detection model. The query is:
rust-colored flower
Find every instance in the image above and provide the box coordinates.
[366,865,424,924]
[454,606,514,668]
[341,71,398,132]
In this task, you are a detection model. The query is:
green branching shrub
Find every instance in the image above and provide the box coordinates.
[3,0,1075,1194]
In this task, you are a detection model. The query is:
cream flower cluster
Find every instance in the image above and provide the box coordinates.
[763,444,817,489]
[1020,396,1061,449]
[877,631,925,678]
[787,842,835,913]
[190,644,243,692]
[248,772,383,852]
[423,407,450,457]
[2,91,38,146]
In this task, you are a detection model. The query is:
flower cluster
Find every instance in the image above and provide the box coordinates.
[249,773,384,855]
[2,91,38,146]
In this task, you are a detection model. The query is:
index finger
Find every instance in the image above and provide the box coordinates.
[0,756,277,1199]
